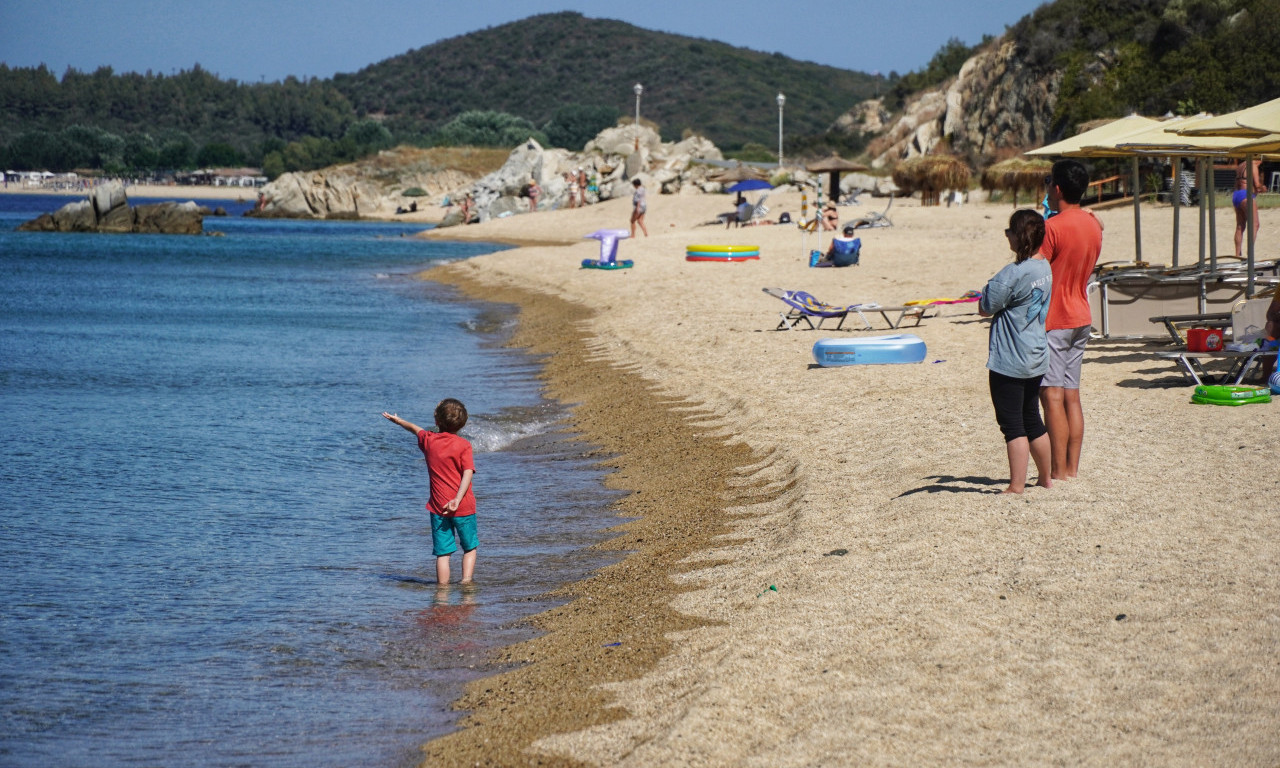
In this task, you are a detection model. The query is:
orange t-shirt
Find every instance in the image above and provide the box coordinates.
[1041,208,1103,330]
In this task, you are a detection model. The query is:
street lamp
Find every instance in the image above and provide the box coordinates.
[776,93,786,169]
[633,83,644,150]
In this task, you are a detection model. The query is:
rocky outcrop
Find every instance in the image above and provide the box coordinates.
[442,126,726,226]
[17,181,203,234]
[845,39,1063,170]
[252,146,488,220]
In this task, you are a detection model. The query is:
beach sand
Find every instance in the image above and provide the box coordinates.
[418,189,1279,766]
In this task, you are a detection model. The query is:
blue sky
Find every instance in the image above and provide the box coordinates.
[1,0,1047,83]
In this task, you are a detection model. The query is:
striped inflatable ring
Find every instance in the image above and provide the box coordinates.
[686,252,760,262]
[686,244,760,254]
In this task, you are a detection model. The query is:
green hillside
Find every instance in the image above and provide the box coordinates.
[331,11,880,148]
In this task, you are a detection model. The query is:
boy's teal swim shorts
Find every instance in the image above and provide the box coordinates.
[431,513,478,556]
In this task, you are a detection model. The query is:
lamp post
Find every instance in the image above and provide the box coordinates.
[633,83,644,150]
[776,93,786,169]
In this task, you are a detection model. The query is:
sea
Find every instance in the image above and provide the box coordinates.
[0,194,623,767]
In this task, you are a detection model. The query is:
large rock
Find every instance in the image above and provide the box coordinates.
[17,182,204,234]
[254,171,386,219]
[133,202,203,234]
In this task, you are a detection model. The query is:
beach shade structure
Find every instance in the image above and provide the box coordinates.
[805,154,869,201]
[726,179,774,193]
[891,155,971,206]
[1169,98,1280,138]
[1025,115,1162,158]
[980,157,1053,206]
[581,228,632,269]
[708,163,769,184]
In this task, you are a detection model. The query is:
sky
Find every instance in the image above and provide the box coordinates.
[0,0,1049,84]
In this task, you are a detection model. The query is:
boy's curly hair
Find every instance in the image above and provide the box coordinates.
[434,398,468,433]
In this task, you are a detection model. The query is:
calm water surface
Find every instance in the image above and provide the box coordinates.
[0,195,621,767]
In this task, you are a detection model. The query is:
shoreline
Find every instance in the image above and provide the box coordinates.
[414,190,1279,764]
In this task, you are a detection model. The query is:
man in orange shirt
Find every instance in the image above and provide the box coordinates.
[1039,160,1103,480]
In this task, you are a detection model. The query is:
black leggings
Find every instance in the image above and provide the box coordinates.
[989,370,1047,443]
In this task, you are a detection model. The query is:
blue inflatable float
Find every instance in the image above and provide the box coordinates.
[812,334,927,367]
[582,228,633,269]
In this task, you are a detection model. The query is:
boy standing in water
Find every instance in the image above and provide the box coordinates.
[383,399,477,585]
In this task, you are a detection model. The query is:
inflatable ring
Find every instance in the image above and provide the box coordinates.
[685,244,760,254]
[1190,384,1271,406]
[686,252,760,262]
[582,259,633,270]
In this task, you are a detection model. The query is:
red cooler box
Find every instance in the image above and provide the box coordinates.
[1186,328,1224,352]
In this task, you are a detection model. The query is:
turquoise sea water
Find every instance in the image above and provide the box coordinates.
[0,196,621,767]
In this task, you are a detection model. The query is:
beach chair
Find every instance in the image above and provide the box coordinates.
[763,288,872,331]
[1156,297,1278,385]
[740,192,771,226]
[763,288,939,331]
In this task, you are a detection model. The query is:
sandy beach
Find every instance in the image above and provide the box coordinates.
[414,188,1279,766]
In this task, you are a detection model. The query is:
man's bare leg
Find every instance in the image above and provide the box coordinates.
[1063,388,1084,478]
[1040,386,1070,480]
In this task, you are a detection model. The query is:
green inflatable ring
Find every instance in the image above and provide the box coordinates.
[1190,384,1272,406]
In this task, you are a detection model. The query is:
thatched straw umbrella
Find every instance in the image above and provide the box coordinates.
[805,154,869,201]
[708,162,768,184]
[980,157,1053,206]
[892,155,971,206]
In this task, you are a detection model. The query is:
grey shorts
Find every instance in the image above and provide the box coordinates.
[1042,326,1091,388]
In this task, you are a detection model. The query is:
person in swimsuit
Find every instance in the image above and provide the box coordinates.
[1233,158,1264,259]
[630,178,648,237]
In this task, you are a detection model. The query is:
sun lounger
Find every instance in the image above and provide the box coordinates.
[1156,297,1277,384]
[763,288,938,331]
[1148,312,1233,344]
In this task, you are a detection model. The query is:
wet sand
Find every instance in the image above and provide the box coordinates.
[419,189,1280,766]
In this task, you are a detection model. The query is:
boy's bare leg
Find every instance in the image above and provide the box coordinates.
[1002,437,1029,494]
[1040,386,1069,480]
[436,554,451,585]
[460,549,476,584]
[1029,433,1053,489]
[1063,388,1084,478]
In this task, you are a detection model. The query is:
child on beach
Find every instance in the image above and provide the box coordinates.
[979,210,1053,494]
[383,400,477,584]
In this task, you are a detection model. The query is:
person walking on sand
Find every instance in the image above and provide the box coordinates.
[630,178,648,237]
[1233,157,1264,259]
[1039,160,1103,480]
[383,400,477,585]
[980,210,1053,494]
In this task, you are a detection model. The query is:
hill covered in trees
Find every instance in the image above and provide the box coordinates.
[2,3,1277,176]
[331,11,881,148]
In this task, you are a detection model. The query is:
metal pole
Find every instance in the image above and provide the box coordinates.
[1247,153,1257,296]
[1197,158,1207,269]
[1171,156,1181,268]
[1208,163,1218,273]
[776,93,785,170]
[1132,156,1143,263]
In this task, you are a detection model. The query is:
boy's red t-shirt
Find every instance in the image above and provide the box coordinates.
[416,430,476,517]
[1040,208,1103,331]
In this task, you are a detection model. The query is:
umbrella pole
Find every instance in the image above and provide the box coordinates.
[1208,166,1218,273]
[1247,153,1257,297]
[1171,155,1180,268]
[1197,159,1207,269]
[1132,157,1143,263]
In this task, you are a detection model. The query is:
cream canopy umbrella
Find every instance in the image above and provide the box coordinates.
[1171,97,1280,138]
[1025,115,1161,157]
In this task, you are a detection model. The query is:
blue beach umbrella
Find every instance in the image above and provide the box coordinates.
[726,179,773,192]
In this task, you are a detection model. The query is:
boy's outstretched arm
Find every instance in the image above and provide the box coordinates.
[383,412,425,434]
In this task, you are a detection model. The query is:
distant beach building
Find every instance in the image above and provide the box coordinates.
[180,168,267,187]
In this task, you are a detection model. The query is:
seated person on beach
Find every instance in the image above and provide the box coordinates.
[726,193,748,228]
[813,225,861,267]
[821,203,839,231]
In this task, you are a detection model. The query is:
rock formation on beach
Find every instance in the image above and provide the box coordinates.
[17,181,204,234]
[848,39,1062,169]
[440,126,726,227]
